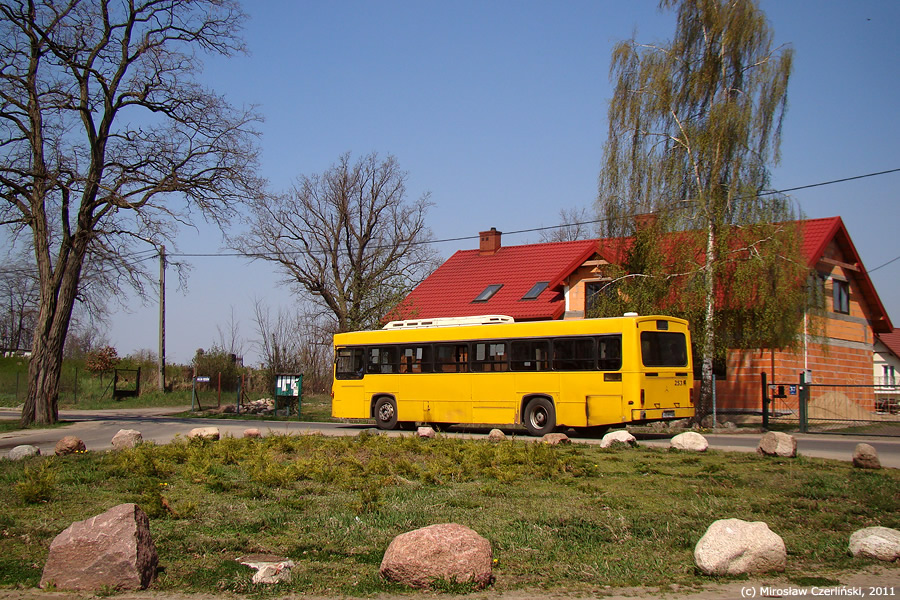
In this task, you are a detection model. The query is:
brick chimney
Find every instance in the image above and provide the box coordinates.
[479,228,502,255]
[633,212,658,231]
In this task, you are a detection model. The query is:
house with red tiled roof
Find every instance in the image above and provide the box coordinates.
[875,329,900,414]
[717,216,893,411]
[392,217,893,413]
[391,228,601,322]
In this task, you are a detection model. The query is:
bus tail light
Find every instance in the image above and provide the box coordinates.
[640,389,645,407]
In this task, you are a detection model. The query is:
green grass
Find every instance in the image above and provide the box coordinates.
[0,356,264,412]
[1,434,897,596]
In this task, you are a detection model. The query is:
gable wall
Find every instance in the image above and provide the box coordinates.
[563,264,607,319]
[712,239,877,414]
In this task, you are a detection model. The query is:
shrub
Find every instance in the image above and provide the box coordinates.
[15,460,58,504]
[85,345,120,377]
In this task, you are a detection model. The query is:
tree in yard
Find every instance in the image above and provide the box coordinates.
[84,345,119,382]
[596,0,806,419]
[251,299,333,394]
[1,0,262,425]
[539,206,595,243]
[234,152,440,333]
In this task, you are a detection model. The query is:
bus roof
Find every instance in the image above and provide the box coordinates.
[383,315,514,329]
[334,314,689,345]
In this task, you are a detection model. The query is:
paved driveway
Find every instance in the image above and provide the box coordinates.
[2,406,900,467]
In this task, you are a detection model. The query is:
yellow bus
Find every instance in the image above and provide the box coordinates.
[332,314,694,436]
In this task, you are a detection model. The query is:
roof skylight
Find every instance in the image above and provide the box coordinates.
[521,281,549,300]
[472,284,503,303]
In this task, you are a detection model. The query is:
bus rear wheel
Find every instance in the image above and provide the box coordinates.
[374,397,399,430]
[523,397,556,436]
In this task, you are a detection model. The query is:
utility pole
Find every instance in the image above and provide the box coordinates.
[158,245,166,392]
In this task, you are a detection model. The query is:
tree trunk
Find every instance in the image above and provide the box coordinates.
[20,252,84,427]
[697,218,717,423]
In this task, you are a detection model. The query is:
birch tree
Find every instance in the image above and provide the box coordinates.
[597,0,803,419]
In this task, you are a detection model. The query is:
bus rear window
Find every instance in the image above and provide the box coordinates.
[641,332,688,367]
[335,347,365,379]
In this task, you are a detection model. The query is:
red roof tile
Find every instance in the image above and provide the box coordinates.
[798,216,892,332]
[393,239,598,321]
[796,216,843,266]
[878,329,900,358]
[392,217,892,332]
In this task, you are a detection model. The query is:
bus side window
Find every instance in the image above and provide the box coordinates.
[335,347,365,379]
[435,344,468,373]
[552,337,595,371]
[368,346,399,374]
[473,342,507,372]
[510,340,550,371]
[400,346,432,374]
[597,335,622,371]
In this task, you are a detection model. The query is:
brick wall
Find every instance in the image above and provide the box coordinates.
[711,240,876,412]
[562,236,881,414]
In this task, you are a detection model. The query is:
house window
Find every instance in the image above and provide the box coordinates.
[832,279,849,314]
[585,280,613,313]
[473,284,502,303]
[807,272,826,309]
[884,365,896,387]
[521,281,549,301]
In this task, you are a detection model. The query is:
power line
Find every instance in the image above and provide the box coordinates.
[6,168,893,264]
[166,166,900,259]
[759,167,900,196]
[869,255,900,274]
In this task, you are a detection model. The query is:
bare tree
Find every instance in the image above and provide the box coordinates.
[539,206,596,243]
[0,0,262,425]
[251,299,333,394]
[0,259,38,353]
[216,306,245,358]
[234,152,440,332]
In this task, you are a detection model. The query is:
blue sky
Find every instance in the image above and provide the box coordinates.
[107,0,900,365]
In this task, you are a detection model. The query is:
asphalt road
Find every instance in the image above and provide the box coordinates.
[2,406,900,467]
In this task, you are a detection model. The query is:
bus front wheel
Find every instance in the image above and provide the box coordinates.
[374,397,399,430]
[523,397,556,436]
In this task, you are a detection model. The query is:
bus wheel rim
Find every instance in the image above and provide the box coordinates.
[379,402,394,421]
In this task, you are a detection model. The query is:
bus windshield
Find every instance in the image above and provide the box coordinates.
[640,331,688,367]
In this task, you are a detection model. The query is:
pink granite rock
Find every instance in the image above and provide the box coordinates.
[40,503,157,590]
[54,436,86,455]
[380,523,492,589]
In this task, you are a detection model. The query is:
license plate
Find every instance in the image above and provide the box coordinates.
[662,410,675,419]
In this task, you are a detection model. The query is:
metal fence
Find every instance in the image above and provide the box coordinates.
[763,373,900,436]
